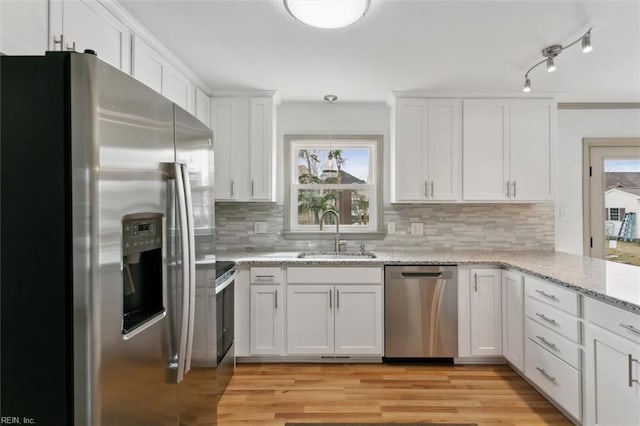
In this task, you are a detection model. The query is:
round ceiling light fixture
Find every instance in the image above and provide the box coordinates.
[283,0,370,29]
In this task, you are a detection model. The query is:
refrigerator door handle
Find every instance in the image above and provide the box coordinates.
[181,163,197,374]
[174,162,190,383]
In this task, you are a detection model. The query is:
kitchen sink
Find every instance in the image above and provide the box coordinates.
[296,251,377,259]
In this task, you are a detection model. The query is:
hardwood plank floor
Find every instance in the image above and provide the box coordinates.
[217,363,572,425]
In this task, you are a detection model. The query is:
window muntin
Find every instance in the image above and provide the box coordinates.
[609,207,620,221]
[290,139,377,232]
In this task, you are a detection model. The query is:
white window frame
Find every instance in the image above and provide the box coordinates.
[288,137,379,233]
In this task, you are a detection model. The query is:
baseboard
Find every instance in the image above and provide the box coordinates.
[237,355,382,363]
[454,356,507,364]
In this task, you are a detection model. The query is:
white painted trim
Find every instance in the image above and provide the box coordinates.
[211,89,278,98]
[392,91,559,100]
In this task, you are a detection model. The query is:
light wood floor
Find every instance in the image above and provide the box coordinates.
[217,363,572,425]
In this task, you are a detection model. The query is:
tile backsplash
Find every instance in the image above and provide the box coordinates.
[215,202,554,252]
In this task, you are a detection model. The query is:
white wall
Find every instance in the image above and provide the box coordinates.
[556,109,640,255]
[276,101,391,204]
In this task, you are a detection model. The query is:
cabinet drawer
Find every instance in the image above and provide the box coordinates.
[525,338,582,421]
[526,297,581,343]
[287,267,382,284]
[250,267,283,284]
[585,297,640,344]
[525,317,581,370]
[525,276,580,316]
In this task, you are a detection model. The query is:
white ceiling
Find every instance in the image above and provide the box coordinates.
[119,0,640,103]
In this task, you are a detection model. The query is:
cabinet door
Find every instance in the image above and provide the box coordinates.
[211,98,239,200]
[162,64,191,112]
[502,270,524,371]
[287,285,334,354]
[132,35,163,94]
[395,98,428,201]
[470,269,502,355]
[510,99,555,201]
[250,285,283,355]
[0,0,48,55]
[462,100,510,200]
[334,285,383,355]
[249,97,274,201]
[51,0,131,73]
[585,324,640,426]
[195,88,210,128]
[427,99,462,201]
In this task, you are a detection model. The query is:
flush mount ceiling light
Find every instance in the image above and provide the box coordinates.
[284,0,370,29]
[522,27,593,92]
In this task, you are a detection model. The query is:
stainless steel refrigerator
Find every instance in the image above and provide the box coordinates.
[1,51,218,425]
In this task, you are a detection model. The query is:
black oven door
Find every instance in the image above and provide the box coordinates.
[216,278,234,364]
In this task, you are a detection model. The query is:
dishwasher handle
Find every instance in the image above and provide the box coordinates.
[400,271,451,279]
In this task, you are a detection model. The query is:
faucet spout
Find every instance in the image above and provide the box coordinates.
[319,209,340,252]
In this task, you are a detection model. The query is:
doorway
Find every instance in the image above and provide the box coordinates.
[584,139,640,265]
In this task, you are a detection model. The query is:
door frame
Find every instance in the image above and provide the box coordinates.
[582,138,640,257]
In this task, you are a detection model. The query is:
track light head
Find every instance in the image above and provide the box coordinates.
[546,57,556,73]
[521,27,593,92]
[582,31,593,53]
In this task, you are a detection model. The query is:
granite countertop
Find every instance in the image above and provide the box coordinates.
[218,250,640,313]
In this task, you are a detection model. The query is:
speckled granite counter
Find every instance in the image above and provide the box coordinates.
[218,250,640,313]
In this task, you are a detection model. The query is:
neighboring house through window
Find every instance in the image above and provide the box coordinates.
[286,136,381,233]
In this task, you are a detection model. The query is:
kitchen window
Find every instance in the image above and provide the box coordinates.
[285,136,382,235]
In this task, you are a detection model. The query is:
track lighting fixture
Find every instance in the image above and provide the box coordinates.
[522,27,593,93]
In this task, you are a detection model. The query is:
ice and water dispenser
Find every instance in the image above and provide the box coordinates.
[121,213,165,336]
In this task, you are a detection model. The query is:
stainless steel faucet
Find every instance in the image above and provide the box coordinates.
[319,209,341,252]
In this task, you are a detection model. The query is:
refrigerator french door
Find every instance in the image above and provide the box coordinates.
[0,52,216,425]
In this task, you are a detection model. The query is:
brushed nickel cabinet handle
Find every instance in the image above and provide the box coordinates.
[337,289,340,309]
[513,180,517,198]
[424,181,428,198]
[251,180,255,197]
[506,181,511,198]
[536,289,558,301]
[536,335,558,351]
[329,289,332,309]
[629,355,639,387]
[230,180,234,197]
[274,289,278,310]
[620,323,640,335]
[536,367,557,383]
[535,312,558,325]
[430,181,434,198]
[473,273,478,292]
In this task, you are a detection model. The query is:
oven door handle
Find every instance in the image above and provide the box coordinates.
[215,270,237,295]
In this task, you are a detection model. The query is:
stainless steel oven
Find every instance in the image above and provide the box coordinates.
[215,261,236,396]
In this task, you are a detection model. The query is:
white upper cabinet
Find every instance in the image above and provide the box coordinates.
[49,0,131,73]
[462,99,511,201]
[211,95,276,202]
[132,35,194,114]
[0,0,48,55]
[462,98,556,201]
[509,99,556,201]
[393,98,461,202]
[195,88,211,128]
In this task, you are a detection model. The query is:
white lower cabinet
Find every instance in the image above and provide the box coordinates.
[286,285,334,354]
[584,298,640,426]
[249,268,284,356]
[250,285,284,355]
[470,269,502,356]
[502,270,524,371]
[284,267,383,357]
[525,337,582,420]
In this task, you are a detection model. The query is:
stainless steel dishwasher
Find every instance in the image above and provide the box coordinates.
[385,265,458,359]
